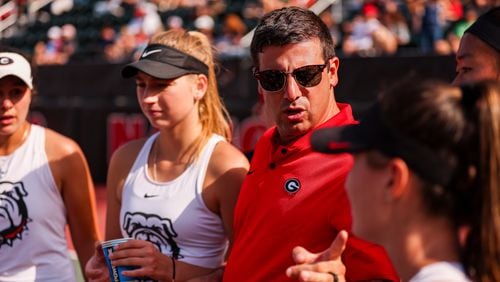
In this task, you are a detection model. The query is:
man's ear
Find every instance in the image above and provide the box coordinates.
[385,158,410,200]
[328,57,339,88]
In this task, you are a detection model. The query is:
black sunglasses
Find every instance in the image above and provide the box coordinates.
[253,63,328,92]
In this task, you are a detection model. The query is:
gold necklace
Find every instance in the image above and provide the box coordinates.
[152,140,158,181]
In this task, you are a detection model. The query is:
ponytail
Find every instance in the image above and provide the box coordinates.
[461,81,500,282]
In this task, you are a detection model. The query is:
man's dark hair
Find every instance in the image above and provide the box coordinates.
[250,6,336,69]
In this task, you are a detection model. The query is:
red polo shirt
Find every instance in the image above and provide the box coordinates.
[224,103,398,281]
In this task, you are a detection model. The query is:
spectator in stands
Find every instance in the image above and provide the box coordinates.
[35,25,70,65]
[342,3,398,56]
[97,25,117,49]
[166,15,184,31]
[194,15,215,43]
[447,7,478,53]
[419,0,446,54]
[102,26,138,63]
[287,79,500,282]
[60,23,78,61]
[128,2,163,38]
[319,9,342,47]
[215,13,248,57]
[453,6,500,85]
[32,41,50,65]
[223,7,398,282]
[0,47,101,280]
[84,29,248,281]
[380,0,411,47]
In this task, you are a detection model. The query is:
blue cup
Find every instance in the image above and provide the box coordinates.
[101,238,140,282]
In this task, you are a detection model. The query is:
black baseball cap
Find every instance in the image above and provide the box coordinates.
[465,7,500,53]
[122,44,209,79]
[311,103,456,187]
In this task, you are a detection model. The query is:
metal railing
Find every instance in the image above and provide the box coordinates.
[0,1,17,38]
[0,0,54,38]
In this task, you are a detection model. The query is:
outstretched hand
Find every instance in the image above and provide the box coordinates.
[286,230,348,282]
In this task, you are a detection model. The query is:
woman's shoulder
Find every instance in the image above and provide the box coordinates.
[209,140,249,175]
[106,137,150,192]
[109,137,149,166]
[44,127,84,159]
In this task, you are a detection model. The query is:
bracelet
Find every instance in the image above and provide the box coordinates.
[171,256,176,282]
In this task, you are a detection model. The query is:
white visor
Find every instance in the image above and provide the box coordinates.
[0,52,33,89]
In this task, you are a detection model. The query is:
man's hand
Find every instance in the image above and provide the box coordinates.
[286,230,348,282]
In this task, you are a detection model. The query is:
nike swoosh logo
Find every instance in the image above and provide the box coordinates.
[142,49,162,58]
[144,194,159,198]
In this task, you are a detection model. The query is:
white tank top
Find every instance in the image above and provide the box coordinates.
[0,125,76,282]
[120,133,228,269]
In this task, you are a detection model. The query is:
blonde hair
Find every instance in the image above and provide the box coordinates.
[149,30,232,162]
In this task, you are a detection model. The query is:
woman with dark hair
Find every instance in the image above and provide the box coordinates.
[0,47,101,281]
[287,80,500,282]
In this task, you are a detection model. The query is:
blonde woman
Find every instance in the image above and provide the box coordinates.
[85,30,249,281]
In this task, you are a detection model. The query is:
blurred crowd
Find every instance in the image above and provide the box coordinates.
[2,0,499,65]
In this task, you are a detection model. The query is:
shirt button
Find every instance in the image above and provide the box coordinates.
[281,148,287,154]
[269,163,276,169]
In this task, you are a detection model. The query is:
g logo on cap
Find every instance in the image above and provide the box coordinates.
[0,57,14,65]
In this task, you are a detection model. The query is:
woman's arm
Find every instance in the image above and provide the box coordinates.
[85,139,145,281]
[185,141,249,282]
[104,140,145,240]
[45,129,101,276]
[208,142,249,246]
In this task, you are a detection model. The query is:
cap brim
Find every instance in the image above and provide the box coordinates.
[312,102,392,154]
[311,124,370,154]
[0,73,33,89]
[121,60,194,79]
[311,101,459,187]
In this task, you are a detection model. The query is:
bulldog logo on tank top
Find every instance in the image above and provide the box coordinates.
[0,181,31,248]
[123,211,183,259]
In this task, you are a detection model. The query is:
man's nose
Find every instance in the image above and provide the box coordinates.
[283,74,301,102]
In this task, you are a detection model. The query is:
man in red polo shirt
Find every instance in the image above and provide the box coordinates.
[223,6,398,282]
